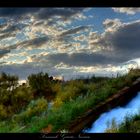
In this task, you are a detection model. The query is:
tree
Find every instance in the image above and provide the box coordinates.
[0,72,19,119]
[27,72,53,98]
[0,72,18,91]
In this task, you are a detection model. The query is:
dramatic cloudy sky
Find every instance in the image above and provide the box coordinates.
[0,8,140,80]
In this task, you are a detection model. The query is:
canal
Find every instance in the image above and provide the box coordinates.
[83,92,140,133]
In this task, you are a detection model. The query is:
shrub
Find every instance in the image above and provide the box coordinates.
[0,105,8,120]
[53,97,63,108]
[54,80,88,104]
[27,72,53,98]
[11,86,33,113]
[13,97,48,123]
[51,83,62,94]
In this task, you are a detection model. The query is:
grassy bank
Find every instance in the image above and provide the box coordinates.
[106,111,140,133]
[0,69,140,132]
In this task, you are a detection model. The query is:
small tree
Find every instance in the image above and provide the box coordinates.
[27,72,53,98]
[0,72,18,91]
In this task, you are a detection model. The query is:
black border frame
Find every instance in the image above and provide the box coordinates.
[0,0,140,140]
[1,133,140,140]
[0,0,140,7]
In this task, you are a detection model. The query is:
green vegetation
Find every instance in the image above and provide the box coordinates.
[106,112,140,133]
[0,69,140,132]
[28,72,54,98]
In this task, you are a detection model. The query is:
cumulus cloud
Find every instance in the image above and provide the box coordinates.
[2,36,49,51]
[36,8,85,20]
[103,18,121,32]
[0,8,85,21]
[0,23,28,34]
[74,34,86,41]
[90,19,140,61]
[0,21,29,42]
[7,18,140,71]
[46,52,129,67]
[0,22,8,30]
[59,26,90,37]
[112,8,140,15]
[0,8,39,18]
[0,49,10,58]
[0,59,126,80]
[1,8,140,80]
[0,9,89,57]
[0,8,86,47]
[55,25,92,45]
[0,32,16,41]
[23,52,128,68]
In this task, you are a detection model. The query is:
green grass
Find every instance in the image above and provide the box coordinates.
[0,69,140,132]
[105,112,140,133]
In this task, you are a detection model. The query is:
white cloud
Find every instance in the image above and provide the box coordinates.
[89,19,140,60]
[113,8,140,15]
[1,8,140,80]
[103,18,121,32]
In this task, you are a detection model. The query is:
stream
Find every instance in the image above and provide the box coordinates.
[83,92,140,133]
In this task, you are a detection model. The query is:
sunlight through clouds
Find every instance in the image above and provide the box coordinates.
[0,8,140,80]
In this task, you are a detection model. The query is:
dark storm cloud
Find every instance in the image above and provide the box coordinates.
[0,8,85,20]
[91,20,140,61]
[0,8,39,18]
[36,8,85,20]
[111,21,140,53]
[46,52,128,67]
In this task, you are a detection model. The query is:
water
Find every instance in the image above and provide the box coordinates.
[84,92,140,133]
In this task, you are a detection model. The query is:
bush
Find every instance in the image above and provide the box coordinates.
[1,69,140,132]
[51,83,62,95]
[53,97,63,108]
[11,86,33,113]
[0,105,8,120]
[13,97,48,123]
[54,80,88,104]
[27,72,53,98]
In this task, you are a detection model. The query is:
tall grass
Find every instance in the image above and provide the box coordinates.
[105,112,140,133]
[0,69,140,132]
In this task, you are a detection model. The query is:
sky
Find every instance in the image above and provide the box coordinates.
[0,8,140,80]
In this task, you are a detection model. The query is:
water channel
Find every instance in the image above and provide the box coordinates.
[83,92,140,133]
